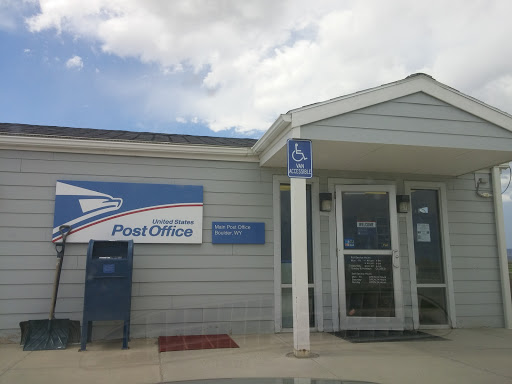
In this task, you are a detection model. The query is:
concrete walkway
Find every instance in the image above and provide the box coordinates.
[1,329,511,384]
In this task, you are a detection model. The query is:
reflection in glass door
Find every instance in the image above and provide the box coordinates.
[335,185,404,330]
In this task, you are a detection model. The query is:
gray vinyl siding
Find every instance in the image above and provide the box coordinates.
[0,147,507,341]
[446,173,504,328]
[0,149,275,341]
[300,92,512,152]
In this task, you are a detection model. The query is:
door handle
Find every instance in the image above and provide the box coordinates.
[392,249,400,268]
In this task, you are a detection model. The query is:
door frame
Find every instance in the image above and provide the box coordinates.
[335,184,405,330]
[404,181,456,329]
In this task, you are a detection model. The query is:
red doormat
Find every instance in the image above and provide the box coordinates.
[158,334,239,352]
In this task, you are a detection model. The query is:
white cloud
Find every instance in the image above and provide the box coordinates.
[0,0,36,31]
[0,14,16,31]
[175,117,186,124]
[23,48,31,53]
[25,0,512,133]
[65,55,83,70]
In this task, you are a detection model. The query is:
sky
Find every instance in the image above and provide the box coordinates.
[1,0,512,246]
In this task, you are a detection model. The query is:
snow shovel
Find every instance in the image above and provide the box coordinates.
[20,225,80,350]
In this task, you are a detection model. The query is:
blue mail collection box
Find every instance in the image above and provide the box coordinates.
[80,240,134,351]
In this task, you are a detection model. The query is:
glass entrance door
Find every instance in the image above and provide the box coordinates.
[335,185,404,330]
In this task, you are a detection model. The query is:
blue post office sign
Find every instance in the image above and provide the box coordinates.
[287,139,312,178]
[212,222,265,244]
[52,180,203,243]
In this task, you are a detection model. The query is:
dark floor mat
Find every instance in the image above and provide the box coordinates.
[158,334,239,352]
[329,330,447,343]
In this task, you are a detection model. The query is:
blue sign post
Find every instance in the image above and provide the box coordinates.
[287,139,312,178]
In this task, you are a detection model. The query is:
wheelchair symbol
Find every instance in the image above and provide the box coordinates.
[291,143,308,162]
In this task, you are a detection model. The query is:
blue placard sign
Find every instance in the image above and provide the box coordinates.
[212,222,265,244]
[287,139,312,178]
[103,264,116,274]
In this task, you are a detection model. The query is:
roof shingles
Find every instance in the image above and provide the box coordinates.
[0,123,257,148]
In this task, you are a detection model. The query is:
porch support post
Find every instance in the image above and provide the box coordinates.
[290,177,311,357]
[492,166,512,329]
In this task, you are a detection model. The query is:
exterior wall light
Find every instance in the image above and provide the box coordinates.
[396,195,410,213]
[320,193,333,212]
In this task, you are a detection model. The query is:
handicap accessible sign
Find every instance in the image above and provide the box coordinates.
[52,180,203,243]
[287,139,312,178]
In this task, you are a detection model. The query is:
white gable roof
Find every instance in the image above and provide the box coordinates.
[254,74,512,175]
[254,73,512,154]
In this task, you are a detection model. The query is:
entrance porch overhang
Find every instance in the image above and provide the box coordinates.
[258,138,512,176]
[253,74,512,176]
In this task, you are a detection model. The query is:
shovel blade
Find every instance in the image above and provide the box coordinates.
[22,319,70,351]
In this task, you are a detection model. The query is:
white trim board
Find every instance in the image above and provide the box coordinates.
[273,176,283,332]
[253,114,291,154]
[0,135,259,163]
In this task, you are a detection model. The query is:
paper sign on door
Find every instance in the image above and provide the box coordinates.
[417,223,431,242]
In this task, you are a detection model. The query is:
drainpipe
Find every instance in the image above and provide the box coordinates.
[491,166,512,329]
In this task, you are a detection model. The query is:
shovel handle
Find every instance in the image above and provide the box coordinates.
[48,256,63,320]
[55,225,71,256]
[49,225,71,320]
